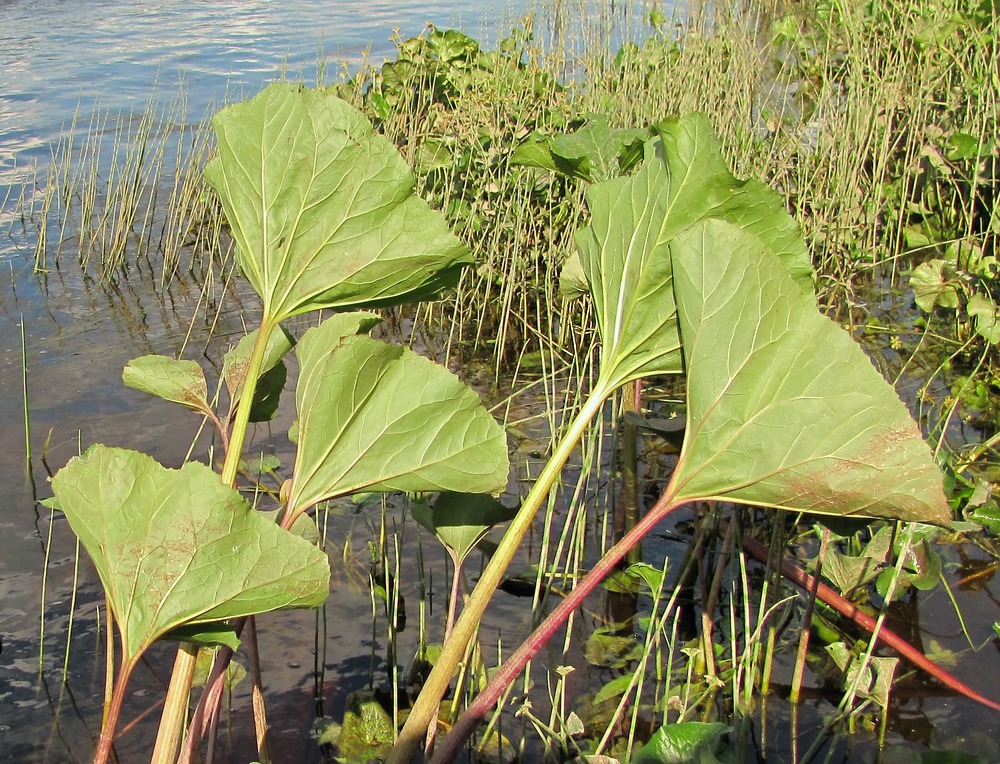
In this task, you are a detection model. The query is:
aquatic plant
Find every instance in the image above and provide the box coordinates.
[33,3,990,760]
[45,83,510,764]
[390,112,952,763]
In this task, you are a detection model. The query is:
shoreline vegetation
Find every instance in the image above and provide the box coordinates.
[11,0,1000,762]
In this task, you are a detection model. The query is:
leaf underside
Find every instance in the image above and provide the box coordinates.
[286,314,510,520]
[51,445,331,662]
[667,217,951,524]
[574,113,813,390]
[122,355,210,415]
[412,492,518,563]
[204,83,473,322]
[574,112,948,526]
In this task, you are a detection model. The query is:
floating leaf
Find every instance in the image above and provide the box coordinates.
[337,691,395,763]
[631,721,732,764]
[584,629,642,669]
[667,217,951,524]
[285,315,509,521]
[412,493,517,566]
[122,356,212,417]
[968,293,1000,344]
[911,259,960,312]
[204,83,472,323]
[50,445,330,663]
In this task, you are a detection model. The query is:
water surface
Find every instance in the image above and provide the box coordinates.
[0,2,533,760]
[2,2,1000,762]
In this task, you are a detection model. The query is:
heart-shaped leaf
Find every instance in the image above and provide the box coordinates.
[285,315,510,521]
[667,217,951,524]
[910,259,960,312]
[122,356,212,418]
[412,493,518,566]
[204,83,473,323]
[50,445,331,663]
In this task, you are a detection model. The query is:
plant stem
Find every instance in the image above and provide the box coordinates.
[154,319,274,761]
[221,317,275,485]
[151,643,199,763]
[424,556,465,754]
[94,657,138,764]
[247,617,271,764]
[388,384,612,764]
[429,483,685,764]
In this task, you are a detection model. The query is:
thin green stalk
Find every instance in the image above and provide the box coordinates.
[153,318,275,762]
[429,480,688,764]
[221,315,276,485]
[389,383,612,763]
[61,538,81,682]
[38,504,55,673]
[21,317,31,476]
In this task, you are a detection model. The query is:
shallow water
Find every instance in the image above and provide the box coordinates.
[0,2,541,760]
[2,1,1000,762]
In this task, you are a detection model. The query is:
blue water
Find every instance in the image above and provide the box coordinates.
[0,0,522,171]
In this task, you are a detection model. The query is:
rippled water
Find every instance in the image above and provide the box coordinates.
[3,2,1000,762]
[0,0,518,163]
[0,2,536,761]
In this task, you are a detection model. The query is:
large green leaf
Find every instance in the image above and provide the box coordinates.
[204,83,472,323]
[574,114,813,389]
[574,148,685,386]
[49,445,331,662]
[667,218,951,524]
[285,315,510,520]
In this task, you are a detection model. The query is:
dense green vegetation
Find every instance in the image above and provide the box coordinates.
[22,0,1000,762]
